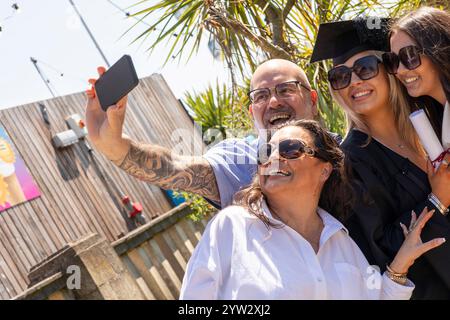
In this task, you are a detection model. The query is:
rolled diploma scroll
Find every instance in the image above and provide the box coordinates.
[409,109,444,168]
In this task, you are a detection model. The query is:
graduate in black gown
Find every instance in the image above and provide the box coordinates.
[310,17,450,299]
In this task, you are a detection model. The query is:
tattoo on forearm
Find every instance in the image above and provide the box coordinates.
[117,141,220,202]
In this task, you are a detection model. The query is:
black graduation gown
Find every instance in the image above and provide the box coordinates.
[342,129,450,299]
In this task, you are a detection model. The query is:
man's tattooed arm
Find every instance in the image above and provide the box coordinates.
[115,140,220,203]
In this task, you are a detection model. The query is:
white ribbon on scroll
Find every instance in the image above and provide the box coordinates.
[409,109,445,168]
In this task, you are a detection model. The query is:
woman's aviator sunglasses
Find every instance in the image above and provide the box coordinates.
[328,55,382,90]
[257,138,317,166]
[382,45,423,74]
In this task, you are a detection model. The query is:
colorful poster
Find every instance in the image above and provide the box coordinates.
[0,126,40,211]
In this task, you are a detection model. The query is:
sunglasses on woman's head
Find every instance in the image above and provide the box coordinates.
[257,138,317,166]
[382,45,423,74]
[328,55,382,90]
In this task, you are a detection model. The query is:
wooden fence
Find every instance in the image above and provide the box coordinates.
[115,207,209,299]
[12,203,213,300]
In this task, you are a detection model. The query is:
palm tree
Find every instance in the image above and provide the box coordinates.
[128,0,427,135]
[185,82,232,142]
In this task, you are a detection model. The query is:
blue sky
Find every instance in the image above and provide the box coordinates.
[0,0,229,109]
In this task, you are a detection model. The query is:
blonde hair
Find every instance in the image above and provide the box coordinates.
[330,51,424,154]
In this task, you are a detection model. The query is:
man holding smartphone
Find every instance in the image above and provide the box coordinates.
[85,59,321,208]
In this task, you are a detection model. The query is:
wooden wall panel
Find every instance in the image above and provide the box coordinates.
[118,214,212,300]
[0,74,203,299]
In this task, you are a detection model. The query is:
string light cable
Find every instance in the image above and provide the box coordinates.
[0,3,21,34]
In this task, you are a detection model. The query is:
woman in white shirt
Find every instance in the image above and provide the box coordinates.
[180,119,445,299]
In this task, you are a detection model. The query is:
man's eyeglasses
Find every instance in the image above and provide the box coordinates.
[248,80,311,106]
[328,55,382,90]
[257,138,318,166]
[382,45,423,74]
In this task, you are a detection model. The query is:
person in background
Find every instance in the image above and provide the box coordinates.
[180,120,444,300]
[310,16,450,299]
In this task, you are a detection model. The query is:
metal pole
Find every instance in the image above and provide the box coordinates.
[69,0,111,67]
[30,57,57,98]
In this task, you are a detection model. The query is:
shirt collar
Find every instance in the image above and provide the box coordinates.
[317,207,348,235]
[260,198,348,236]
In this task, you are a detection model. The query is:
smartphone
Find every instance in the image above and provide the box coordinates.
[95,55,139,111]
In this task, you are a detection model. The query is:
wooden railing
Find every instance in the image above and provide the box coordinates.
[12,203,213,300]
[113,203,211,300]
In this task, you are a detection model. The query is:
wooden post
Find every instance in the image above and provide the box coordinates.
[25,233,144,300]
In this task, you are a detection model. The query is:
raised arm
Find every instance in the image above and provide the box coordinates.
[85,66,220,203]
[116,140,220,202]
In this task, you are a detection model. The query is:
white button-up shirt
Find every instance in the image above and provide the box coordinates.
[180,201,414,300]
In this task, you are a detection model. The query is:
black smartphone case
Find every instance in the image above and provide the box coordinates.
[95,55,139,111]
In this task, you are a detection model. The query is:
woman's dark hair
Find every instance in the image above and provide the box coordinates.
[233,119,354,228]
[390,7,450,133]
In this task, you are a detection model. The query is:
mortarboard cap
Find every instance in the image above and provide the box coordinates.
[310,16,391,65]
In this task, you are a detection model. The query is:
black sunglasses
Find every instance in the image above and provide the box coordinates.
[257,138,317,166]
[328,55,382,90]
[382,45,423,74]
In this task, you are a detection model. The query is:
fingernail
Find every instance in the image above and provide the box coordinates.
[441,238,446,243]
